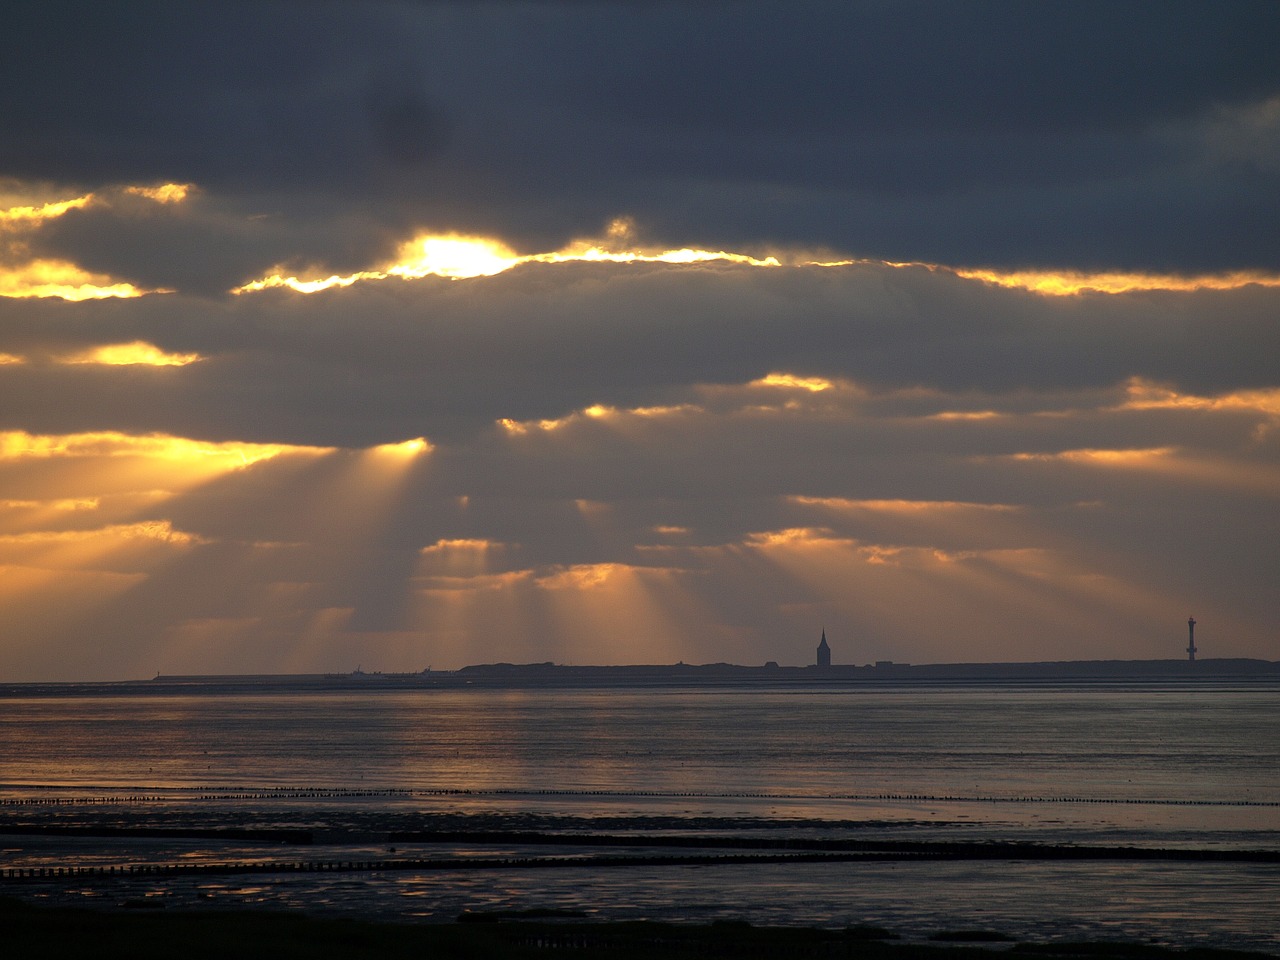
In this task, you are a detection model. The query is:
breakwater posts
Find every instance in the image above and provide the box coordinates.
[0,789,417,806]
[0,854,867,883]
[5,843,1280,884]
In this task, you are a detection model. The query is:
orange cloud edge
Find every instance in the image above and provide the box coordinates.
[4,182,1278,300]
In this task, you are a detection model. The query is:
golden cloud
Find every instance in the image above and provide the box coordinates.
[58,341,202,367]
[0,260,151,300]
[750,373,833,392]
[236,228,782,293]
[0,182,190,299]
[952,267,1280,296]
[0,430,331,467]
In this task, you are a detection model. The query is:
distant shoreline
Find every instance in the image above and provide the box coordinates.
[5,657,1279,692]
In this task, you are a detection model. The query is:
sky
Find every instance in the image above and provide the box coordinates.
[2,1,1279,680]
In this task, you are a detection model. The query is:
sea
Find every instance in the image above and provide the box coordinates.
[1,679,1278,952]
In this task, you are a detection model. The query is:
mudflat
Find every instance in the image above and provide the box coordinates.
[4,898,1276,960]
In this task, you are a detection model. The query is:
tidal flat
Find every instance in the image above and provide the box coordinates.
[4,898,1278,960]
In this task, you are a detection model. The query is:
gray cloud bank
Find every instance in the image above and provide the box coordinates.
[2,261,1279,443]
[4,0,1280,290]
[3,2,1278,678]
[2,259,1277,676]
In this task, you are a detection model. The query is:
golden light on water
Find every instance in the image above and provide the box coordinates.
[59,341,202,367]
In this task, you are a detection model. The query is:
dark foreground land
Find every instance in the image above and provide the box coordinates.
[4,899,1275,960]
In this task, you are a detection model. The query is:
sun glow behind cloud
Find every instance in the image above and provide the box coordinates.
[0,430,330,468]
[9,180,1280,302]
[235,224,783,293]
[1120,377,1280,417]
[0,195,94,223]
[233,229,1280,305]
[372,437,432,458]
[751,373,833,392]
[498,401,701,436]
[0,261,151,300]
[953,267,1280,295]
[1,183,191,299]
[58,341,202,367]
[123,183,193,204]
[0,428,442,677]
[804,257,1280,296]
[0,519,204,549]
[3,189,1279,674]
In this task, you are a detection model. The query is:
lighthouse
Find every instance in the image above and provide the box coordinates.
[1187,616,1197,662]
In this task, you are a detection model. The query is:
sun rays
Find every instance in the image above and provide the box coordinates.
[4,178,1280,675]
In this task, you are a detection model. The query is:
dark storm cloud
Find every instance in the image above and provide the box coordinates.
[5,1,1280,280]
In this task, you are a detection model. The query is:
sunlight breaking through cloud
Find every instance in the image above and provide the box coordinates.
[751,373,833,392]
[804,257,1280,296]
[0,430,330,467]
[1119,378,1280,416]
[0,194,94,223]
[122,183,193,204]
[0,261,152,300]
[0,519,205,547]
[58,341,202,367]
[235,227,1280,301]
[235,226,783,293]
[1,183,191,299]
[1005,447,1178,465]
[952,267,1280,295]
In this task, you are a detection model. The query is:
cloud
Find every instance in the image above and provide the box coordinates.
[2,4,1278,678]
[3,2,1278,272]
[5,255,1280,446]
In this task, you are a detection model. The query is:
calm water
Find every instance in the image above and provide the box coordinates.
[2,682,1278,950]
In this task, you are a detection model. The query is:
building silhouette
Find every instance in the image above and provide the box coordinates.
[816,629,831,667]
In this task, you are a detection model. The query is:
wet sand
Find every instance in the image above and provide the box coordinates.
[4,897,1278,960]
